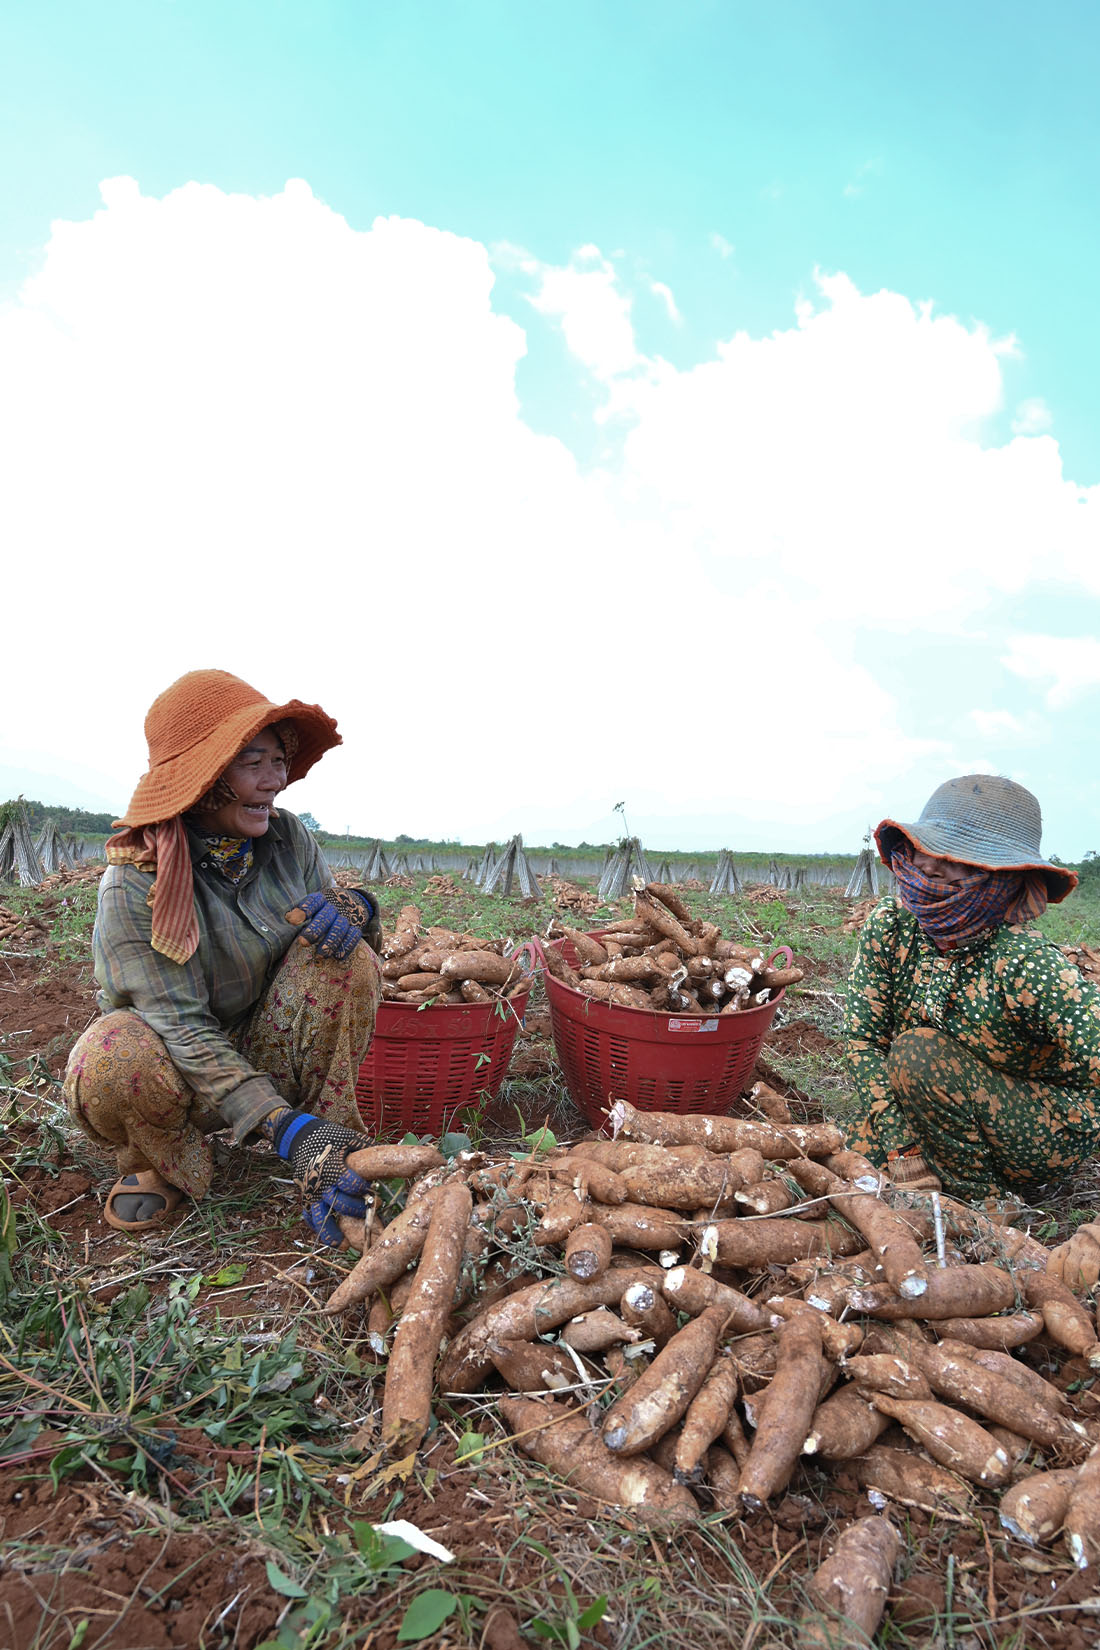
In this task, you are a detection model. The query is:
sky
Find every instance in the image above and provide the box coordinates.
[2,1,1099,857]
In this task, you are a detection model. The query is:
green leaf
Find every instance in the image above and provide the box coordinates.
[0,1415,42,1459]
[524,1125,557,1155]
[397,1589,459,1641]
[352,1522,417,1571]
[455,1429,486,1464]
[203,1262,249,1287]
[0,1182,16,1303]
[577,1597,608,1631]
[264,1560,308,1599]
[440,1131,473,1159]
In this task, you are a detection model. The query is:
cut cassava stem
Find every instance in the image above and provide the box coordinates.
[737,1312,824,1506]
[846,1262,1016,1321]
[564,1222,613,1281]
[788,1157,929,1300]
[802,1384,891,1460]
[845,1444,973,1517]
[867,1392,1012,1487]
[381,1180,473,1455]
[1064,1445,1100,1569]
[798,1515,899,1650]
[440,1266,662,1393]
[499,1397,697,1525]
[324,1187,442,1314]
[345,1143,445,1180]
[673,1353,740,1480]
[1022,1272,1100,1367]
[999,1467,1079,1546]
[602,1304,729,1456]
[660,1266,766,1333]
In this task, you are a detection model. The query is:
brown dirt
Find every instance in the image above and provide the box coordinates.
[765,1018,841,1062]
[0,1471,281,1649]
[8,896,1100,1649]
[0,951,98,1076]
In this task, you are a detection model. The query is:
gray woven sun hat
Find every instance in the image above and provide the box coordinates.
[875,775,1077,903]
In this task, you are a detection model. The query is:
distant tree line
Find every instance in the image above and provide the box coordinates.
[1,797,117,835]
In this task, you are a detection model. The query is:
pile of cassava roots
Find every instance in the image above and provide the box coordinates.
[326,1097,1100,1646]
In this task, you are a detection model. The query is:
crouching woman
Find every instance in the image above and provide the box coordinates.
[847,775,1100,1215]
[64,669,382,1243]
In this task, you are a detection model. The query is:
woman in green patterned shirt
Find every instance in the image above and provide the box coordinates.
[847,775,1100,1219]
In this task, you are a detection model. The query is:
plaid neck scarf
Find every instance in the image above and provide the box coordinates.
[891,846,1048,950]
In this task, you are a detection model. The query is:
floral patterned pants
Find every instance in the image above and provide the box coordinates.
[850,1026,1099,1202]
[63,940,380,1198]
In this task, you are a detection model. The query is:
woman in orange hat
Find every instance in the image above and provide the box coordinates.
[847,774,1100,1226]
[63,669,383,1240]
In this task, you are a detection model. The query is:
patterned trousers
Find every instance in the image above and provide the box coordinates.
[850,1027,1099,1202]
[63,940,380,1198]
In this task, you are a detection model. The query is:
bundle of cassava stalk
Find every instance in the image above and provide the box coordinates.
[542,881,804,1014]
[377,904,531,1005]
[324,1088,1100,1621]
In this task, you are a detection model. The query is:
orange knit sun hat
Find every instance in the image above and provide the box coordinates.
[116,669,342,827]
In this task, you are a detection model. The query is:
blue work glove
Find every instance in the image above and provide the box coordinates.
[293,888,379,960]
[270,1107,373,1247]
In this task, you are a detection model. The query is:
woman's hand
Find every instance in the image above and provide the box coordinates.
[264,1106,374,1246]
[289,889,380,960]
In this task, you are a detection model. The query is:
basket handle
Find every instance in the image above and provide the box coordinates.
[766,946,794,972]
[512,938,549,974]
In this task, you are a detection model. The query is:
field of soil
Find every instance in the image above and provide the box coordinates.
[3,868,1100,1650]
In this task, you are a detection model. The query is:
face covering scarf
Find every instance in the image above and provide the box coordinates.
[890,845,1048,950]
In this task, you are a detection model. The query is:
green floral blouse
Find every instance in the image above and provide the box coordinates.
[846,896,1100,1116]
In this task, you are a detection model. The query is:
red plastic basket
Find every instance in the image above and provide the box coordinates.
[355,952,533,1137]
[543,934,792,1127]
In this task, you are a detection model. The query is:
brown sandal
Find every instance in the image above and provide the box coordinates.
[104,1170,184,1233]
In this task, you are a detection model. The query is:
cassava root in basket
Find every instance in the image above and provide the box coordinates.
[544,884,805,1017]
[377,909,526,1003]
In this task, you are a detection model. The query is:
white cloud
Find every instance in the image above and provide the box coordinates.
[1012,396,1053,435]
[527,247,639,378]
[598,272,1098,630]
[1002,636,1100,708]
[2,180,1098,849]
[967,709,1042,741]
[710,233,734,260]
[647,278,683,325]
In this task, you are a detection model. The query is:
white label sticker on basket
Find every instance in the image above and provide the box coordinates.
[667,1017,720,1033]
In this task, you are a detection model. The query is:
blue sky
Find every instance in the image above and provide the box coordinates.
[1,2,1098,856]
